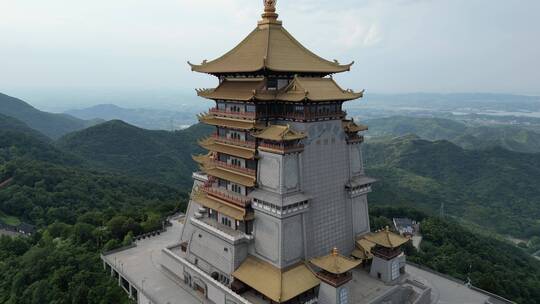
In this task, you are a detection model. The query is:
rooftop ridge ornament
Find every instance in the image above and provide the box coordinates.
[260,0,281,25]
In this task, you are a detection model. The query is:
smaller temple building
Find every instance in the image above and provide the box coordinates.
[363,227,409,283]
[310,248,361,304]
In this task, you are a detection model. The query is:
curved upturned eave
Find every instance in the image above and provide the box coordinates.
[187,24,354,75]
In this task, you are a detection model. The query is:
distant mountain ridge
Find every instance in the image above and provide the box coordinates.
[0,113,50,143]
[65,104,197,130]
[57,120,213,188]
[0,92,98,139]
[365,135,540,238]
[365,116,540,153]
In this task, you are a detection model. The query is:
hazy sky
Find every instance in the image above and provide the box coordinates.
[1,0,540,102]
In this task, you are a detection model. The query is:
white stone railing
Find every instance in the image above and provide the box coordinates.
[190,217,253,244]
[162,248,252,304]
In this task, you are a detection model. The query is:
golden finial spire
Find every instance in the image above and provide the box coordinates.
[260,0,281,25]
[331,247,339,256]
[264,0,277,12]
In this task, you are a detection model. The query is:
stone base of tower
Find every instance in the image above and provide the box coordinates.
[100,213,519,304]
[370,254,407,283]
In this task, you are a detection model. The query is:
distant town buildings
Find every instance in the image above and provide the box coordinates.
[392,218,419,237]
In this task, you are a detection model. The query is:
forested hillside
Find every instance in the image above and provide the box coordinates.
[0,114,51,143]
[0,93,98,139]
[365,135,540,238]
[371,207,540,304]
[0,125,188,303]
[56,120,213,188]
[366,116,540,153]
[2,92,540,303]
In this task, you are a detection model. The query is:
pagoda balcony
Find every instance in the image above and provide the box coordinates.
[209,108,256,120]
[259,142,305,154]
[201,185,252,208]
[211,133,256,149]
[346,134,365,144]
[208,159,256,177]
[268,110,347,121]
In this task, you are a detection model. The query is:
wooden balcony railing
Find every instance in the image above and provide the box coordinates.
[259,142,304,153]
[210,159,257,176]
[209,108,256,120]
[201,186,252,207]
[212,134,256,149]
[346,135,365,144]
[266,111,347,121]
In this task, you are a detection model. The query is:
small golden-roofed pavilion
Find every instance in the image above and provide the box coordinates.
[310,248,360,289]
[352,238,376,260]
[254,124,306,142]
[197,77,363,103]
[364,227,409,249]
[342,119,368,133]
[310,248,361,275]
[232,255,320,303]
[188,3,352,75]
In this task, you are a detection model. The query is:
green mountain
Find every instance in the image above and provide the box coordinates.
[365,135,540,238]
[365,116,540,153]
[0,128,82,167]
[0,125,186,303]
[454,125,540,153]
[57,120,213,189]
[365,116,468,140]
[66,104,197,130]
[0,113,50,143]
[0,92,98,139]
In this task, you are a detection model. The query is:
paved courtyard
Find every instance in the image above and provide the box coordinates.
[102,216,203,304]
[406,265,508,304]
[102,216,510,304]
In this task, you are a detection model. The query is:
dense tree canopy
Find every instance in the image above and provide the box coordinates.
[371,207,540,304]
[365,136,540,238]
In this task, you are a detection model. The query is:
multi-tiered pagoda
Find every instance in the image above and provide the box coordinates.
[179,1,374,303]
[101,3,515,303]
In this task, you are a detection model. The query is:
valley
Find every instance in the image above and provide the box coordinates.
[1,92,540,303]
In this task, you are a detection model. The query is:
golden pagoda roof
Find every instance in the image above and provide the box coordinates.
[198,137,256,159]
[352,238,376,260]
[197,78,265,100]
[342,119,368,133]
[189,5,353,75]
[198,113,262,130]
[198,77,363,103]
[194,154,256,187]
[310,248,361,275]
[192,190,251,221]
[254,124,306,141]
[363,227,409,249]
[232,255,320,303]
